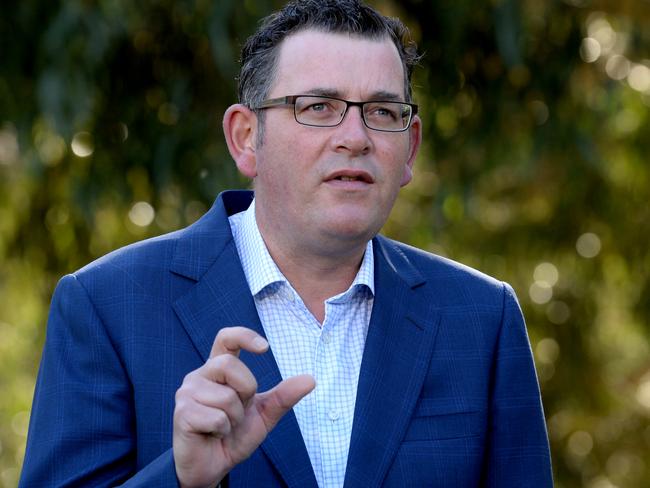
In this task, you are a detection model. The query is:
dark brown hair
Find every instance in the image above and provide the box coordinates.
[238,0,420,113]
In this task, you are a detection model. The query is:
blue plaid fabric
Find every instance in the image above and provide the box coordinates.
[20,192,552,487]
[229,200,374,488]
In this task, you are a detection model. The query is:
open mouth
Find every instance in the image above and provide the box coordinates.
[328,171,374,184]
[336,175,365,182]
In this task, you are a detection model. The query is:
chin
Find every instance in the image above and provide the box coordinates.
[323,218,380,243]
[315,204,386,238]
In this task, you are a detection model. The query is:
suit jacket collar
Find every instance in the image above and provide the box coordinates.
[170,190,253,281]
[170,191,440,488]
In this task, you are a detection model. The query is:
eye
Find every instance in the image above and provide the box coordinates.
[367,103,399,121]
[295,97,339,115]
[378,107,396,118]
[306,102,329,112]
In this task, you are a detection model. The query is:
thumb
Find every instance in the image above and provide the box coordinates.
[255,374,315,431]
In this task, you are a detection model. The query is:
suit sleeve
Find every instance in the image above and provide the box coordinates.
[19,274,179,487]
[482,283,553,487]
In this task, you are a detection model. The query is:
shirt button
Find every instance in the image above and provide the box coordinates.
[322,331,331,344]
[328,409,340,421]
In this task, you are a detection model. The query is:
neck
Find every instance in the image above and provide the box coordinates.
[258,226,369,324]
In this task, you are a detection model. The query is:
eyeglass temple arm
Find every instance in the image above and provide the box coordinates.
[254,96,297,109]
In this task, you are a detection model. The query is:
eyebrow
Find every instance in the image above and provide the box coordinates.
[303,88,404,101]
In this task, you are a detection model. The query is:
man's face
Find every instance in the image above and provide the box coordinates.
[251,29,421,255]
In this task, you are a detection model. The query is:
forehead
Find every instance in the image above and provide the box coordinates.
[270,29,406,99]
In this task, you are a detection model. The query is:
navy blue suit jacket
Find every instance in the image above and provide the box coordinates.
[21,190,552,487]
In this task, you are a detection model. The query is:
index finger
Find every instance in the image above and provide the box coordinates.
[210,326,269,359]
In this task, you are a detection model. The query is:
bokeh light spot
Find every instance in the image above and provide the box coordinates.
[613,108,641,135]
[568,430,594,457]
[606,55,631,81]
[529,100,549,125]
[443,194,464,222]
[435,106,458,137]
[588,476,618,488]
[45,206,70,230]
[636,376,650,410]
[530,281,553,304]
[455,91,474,117]
[587,15,617,54]
[536,337,560,364]
[118,122,129,142]
[128,201,155,227]
[71,132,94,158]
[146,87,165,108]
[1,468,19,488]
[576,232,602,258]
[10,411,30,437]
[35,129,66,166]
[158,103,179,125]
[580,37,601,63]
[0,123,19,165]
[628,64,650,93]
[606,451,633,480]
[534,262,559,287]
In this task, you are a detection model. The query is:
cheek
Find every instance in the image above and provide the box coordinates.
[257,163,288,193]
[376,144,410,182]
[255,150,304,199]
[258,141,321,188]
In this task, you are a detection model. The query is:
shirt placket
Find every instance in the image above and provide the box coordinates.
[318,301,352,488]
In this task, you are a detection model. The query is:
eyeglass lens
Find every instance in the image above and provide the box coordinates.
[293,96,411,131]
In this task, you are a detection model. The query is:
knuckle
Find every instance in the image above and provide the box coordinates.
[216,326,236,341]
[180,370,199,389]
[208,355,223,369]
[211,354,234,370]
[221,387,240,408]
[183,370,194,382]
[175,384,190,401]
[173,397,190,418]
[213,410,230,435]
[176,375,199,399]
[243,375,258,396]
[216,327,231,337]
[241,383,257,401]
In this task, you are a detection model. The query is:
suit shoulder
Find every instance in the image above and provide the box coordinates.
[66,227,195,302]
[75,229,182,278]
[68,199,233,298]
[377,236,511,301]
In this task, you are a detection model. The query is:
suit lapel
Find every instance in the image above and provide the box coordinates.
[344,237,441,488]
[170,194,438,487]
[171,191,318,488]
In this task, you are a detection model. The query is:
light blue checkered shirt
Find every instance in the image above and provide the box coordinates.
[228,199,374,488]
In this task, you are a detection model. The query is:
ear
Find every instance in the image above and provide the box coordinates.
[223,104,258,178]
[400,114,422,187]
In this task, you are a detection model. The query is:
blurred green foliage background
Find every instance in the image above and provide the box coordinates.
[1,0,649,486]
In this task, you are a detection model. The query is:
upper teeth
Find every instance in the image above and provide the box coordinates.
[340,176,356,181]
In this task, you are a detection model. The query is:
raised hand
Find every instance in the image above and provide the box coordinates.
[173,326,315,488]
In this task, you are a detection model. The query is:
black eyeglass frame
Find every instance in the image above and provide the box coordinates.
[252,95,419,133]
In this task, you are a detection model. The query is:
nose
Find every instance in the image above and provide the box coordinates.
[331,106,372,156]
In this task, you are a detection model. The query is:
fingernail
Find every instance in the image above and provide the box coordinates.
[253,336,269,351]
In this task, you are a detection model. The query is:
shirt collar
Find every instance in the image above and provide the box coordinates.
[230,198,375,299]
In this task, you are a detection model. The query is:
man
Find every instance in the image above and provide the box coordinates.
[20,1,553,487]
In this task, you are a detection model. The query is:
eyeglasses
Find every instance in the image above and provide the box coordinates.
[252,95,418,132]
